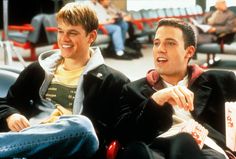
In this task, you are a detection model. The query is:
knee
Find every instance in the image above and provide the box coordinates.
[59,115,96,134]
[113,25,122,34]
[71,116,99,157]
[58,115,99,157]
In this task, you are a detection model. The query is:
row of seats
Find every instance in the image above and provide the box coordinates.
[197,6,236,64]
[128,6,203,42]
[6,5,236,63]
[130,6,236,65]
[2,14,54,61]
[3,5,203,61]
[2,13,113,61]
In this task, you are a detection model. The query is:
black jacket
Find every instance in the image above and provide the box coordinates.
[0,62,130,150]
[118,66,236,150]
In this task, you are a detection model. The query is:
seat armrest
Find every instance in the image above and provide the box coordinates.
[8,24,34,32]
[45,27,58,32]
[98,24,109,35]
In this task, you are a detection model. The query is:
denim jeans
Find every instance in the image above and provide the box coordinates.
[0,115,99,159]
[105,21,128,52]
[116,20,129,42]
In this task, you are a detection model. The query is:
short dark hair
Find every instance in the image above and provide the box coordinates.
[156,18,197,49]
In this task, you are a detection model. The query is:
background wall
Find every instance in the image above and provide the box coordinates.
[127,0,196,11]
[112,0,127,11]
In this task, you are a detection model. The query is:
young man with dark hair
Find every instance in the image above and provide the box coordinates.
[116,18,236,159]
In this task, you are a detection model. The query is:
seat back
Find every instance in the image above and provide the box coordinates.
[0,69,19,98]
[129,10,145,36]
[156,8,166,18]
[28,14,45,44]
[172,8,181,17]
[179,7,188,17]
[164,8,174,17]
[43,14,58,44]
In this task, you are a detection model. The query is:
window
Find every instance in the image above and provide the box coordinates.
[127,0,196,11]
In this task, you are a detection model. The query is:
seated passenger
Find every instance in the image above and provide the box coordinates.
[194,0,236,67]
[99,0,142,56]
[116,18,235,159]
[0,3,129,158]
[81,0,138,59]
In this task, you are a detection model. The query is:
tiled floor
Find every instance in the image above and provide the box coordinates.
[1,43,236,81]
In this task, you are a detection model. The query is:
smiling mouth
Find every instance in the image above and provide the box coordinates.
[157,57,168,63]
[62,44,72,48]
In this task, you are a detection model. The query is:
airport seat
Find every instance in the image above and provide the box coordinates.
[93,25,111,48]
[147,9,161,29]
[164,8,174,18]
[43,13,58,49]
[5,14,46,61]
[178,7,190,20]
[106,140,121,159]
[172,8,181,17]
[129,10,151,41]
[196,6,236,67]
[140,9,156,35]
[0,66,20,98]
[156,8,166,18]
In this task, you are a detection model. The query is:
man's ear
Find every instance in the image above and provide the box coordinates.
[88,30,97,44]
[186,45,196,58]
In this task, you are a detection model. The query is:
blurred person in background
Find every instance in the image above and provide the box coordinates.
[80,0,139,59]
[195,0,236,67]
[98,0,143,57]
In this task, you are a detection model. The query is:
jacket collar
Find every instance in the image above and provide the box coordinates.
[38,47,104,75]
[146,64,204,89]
[145,64,207,117]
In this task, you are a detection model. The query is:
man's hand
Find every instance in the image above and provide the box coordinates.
[207,27,216,33]
[151,86,194,111]
[6,113,30,132]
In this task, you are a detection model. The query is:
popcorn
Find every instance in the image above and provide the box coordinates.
[225,102,236,152]
[181,119,208,149]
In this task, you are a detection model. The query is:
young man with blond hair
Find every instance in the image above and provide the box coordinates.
[0,2,129,158]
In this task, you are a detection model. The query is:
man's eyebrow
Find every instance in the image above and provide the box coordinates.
[57,28,80,33]
[165,38,177,41]
[153,38,177,41]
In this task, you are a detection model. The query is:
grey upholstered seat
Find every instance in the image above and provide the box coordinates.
[7,14,46,61]
[0,69,19,98]
[197,42,236,55]
[43,14,58,45]
[8,14,45,44]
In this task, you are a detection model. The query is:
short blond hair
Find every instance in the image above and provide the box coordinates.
[56,2,99,34]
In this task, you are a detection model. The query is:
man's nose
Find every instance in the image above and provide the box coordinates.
[157,42,166,53]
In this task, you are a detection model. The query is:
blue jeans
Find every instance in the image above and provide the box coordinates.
[0,115,99,159]
[105,21,128,52]
[116,20,129,42]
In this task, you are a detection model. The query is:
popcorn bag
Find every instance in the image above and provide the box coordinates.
[181,119,208,149]
[225,102,236,152]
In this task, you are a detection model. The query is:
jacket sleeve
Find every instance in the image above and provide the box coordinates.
[0,101,20,131]
[0,62,44,131]
[114,79,173,144]
[218,71,236,101]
